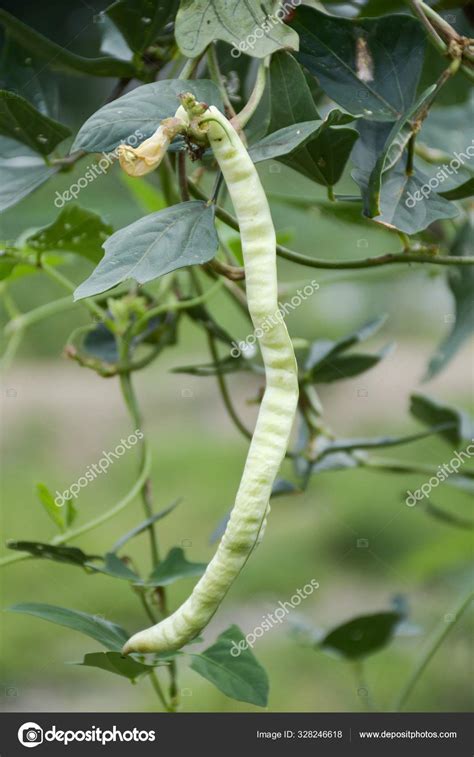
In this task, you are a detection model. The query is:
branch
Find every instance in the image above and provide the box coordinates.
[187,180,474,270]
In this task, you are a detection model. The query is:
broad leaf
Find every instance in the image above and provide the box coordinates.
[106,0,177,53]
[175,0,298,59]
[8,603,129,651]
[267,52,357,186]
[86,552,140,582]
[6,541,97,567]
[74,201,219,300]
[190,625,269,706]
[0,135,56,211]
[0,35,58,116]
[145,547,206,587]
[100,16,133,62]
[440,179,474,201]
[320,612,402,659]
[0,90,70,155]
[425,219,474,380]
[72,80,222,153]
[410,393,474,447]
[27,206,112,263]
[72,651,152,681]
[0,9,138,78]
[292,7,425,121]
[36,483,65,531]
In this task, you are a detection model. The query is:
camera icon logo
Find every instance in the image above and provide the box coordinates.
[18,722,43,748]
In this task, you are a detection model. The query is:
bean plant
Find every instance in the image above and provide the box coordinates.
[1,0,473,712]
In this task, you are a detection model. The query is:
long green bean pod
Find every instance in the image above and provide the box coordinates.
[122,100,299,655]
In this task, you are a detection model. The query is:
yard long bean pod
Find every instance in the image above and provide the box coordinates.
[122,96,299,655]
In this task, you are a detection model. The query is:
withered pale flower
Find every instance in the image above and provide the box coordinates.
[118,116,186,177]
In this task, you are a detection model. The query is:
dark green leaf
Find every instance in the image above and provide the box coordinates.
[145,547,206,587]
[271,478,300,498]
[310,346,393,383]
[0,9,138,78]
[305,315,388,371]
[190,625,269,706]
[424,502,474,530]
[311,452,360,474]
[425,219,474,380]
[321,425,455,455]
[100,16,133,62]
[27,205,112,263]
[0,90,69,155]
[6,541,96,567]
[184,302,235,346]
[0,252,18,280]
[71,651,152,681]
[36,482,64,530]
[106,0,177,53]
[0,135,56,211]
[440,179,474,201]
[74,201,219,300]
[320,612,402,659]
[0,35,58,116]
[292,7,425,121]
[410,393,474,446]
[8,603,129,651]
[171,354,251,376]
[72,80,222,153]
[86,552,140,582]
[112,500,180,553]
[267,52,357,186]
[175,0,298,58]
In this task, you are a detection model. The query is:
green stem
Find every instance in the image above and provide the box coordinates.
[118,341,160,567]
[206,45,237,119]
[394,588,474,711]
[188,178,474,269]
[233,62,266,128]
[149,670,173,712]
[407,0,447,54]
[41,262,111,325]
[178,56,200,80]
[207,331,253,442]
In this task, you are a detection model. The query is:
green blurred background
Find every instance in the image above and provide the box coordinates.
[0,0,473,714]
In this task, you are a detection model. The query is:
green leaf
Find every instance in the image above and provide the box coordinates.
[425,219,474,380]
[440,179,474,201]
[172,354,251,376]
[424,502,474,531]
[86,552,141,582]
[175,0,298,59]
[6,541,97,567]
[0,135,56,211]
[65,498,78,528]
[292,7,425,121]
[145,547,206,587]
[267,52,357,186]
[8,603,129,651]
[310,345,393,383]
[27,205,112,264]
[112,500,180,553]
[72,79,222,153]
[0,89,70,155]
[0,9,138,78]
[320,612,402,660]
[36,482,64,531]
[100,16,133,62]
[410,393,474,447]
[306,315,387,369]
[190,625,269,706]
[0,35,59,116]
[106,0,178,53]
[71,651,152,681]
[74,201,219,300]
